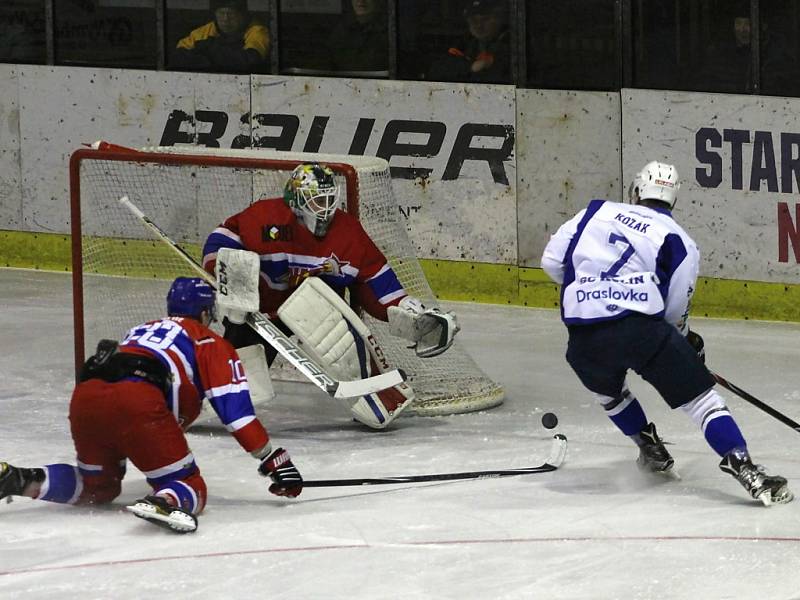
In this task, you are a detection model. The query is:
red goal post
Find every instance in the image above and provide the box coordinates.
[69,142,504,416]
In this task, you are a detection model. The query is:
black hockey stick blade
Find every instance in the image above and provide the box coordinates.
[711,371,800,433]
[303,434,567,488]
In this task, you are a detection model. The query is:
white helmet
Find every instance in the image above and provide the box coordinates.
[628,161,680,209]
[283,163,340,237]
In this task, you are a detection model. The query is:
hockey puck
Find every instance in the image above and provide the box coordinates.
[541,412,558,430]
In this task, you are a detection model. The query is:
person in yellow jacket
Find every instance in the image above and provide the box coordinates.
[173,0,270,73]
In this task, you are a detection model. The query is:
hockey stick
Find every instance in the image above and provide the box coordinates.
[711,371,800,433]
[119,195,405,400]
[302,434,567,487]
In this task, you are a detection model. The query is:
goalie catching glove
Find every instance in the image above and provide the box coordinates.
[258,447,303,498]
[388,297,460,358]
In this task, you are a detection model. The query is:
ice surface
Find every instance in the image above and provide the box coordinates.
[1,268,799,600]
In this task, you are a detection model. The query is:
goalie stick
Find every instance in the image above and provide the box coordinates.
[302,434,567,487]
[119,195,405,400]
[711,371,800,433]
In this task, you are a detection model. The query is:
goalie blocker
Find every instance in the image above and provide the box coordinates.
[215,248,275,406]
[278,277,416,429]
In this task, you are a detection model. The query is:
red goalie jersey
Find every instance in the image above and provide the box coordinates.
[201,197,408,320]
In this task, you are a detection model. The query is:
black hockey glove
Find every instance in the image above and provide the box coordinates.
[258,448,303,498]
[686,329,705,364]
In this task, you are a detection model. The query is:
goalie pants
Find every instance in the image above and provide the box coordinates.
[58,378,207,513]
[565,313,715,409]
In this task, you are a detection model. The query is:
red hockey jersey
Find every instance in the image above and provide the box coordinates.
[119,316,269,455]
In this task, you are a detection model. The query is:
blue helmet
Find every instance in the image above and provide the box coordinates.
[166,277,215,320]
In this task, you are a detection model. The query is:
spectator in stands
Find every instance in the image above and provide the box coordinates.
[754,17,800,96]
[427,0,511,84]
[323,0,389,76]
[694,7,797,95]
[172,0,270,74]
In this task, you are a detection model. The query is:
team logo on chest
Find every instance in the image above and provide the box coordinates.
[262,224,293,242]
[281,253,351,285]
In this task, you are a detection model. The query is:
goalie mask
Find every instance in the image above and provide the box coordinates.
[283,163,340,237]
[628,161,680,209]
[166,277,215,322]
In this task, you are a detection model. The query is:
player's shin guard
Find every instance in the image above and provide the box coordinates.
[681,389,747,456]
[596,385,648,437]
[146,468,206,515]
[38,464,85,504]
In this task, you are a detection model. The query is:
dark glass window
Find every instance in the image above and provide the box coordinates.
[54,0,157,69]
[279,0,389,78]
[759,0,800,96]
[680,0,751,94]
[0,0,46,64]
[399,0,512,84]
[631,0,682,90]
[166,0,271,74]
[527,0,618,90]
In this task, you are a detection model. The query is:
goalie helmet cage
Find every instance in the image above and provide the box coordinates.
[68,142,504,416]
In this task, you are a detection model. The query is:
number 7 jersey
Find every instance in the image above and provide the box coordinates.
[541,199,700,329]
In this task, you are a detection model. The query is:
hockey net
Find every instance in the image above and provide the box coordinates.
[69,143,504,416]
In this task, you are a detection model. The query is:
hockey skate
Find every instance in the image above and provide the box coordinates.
[719,449,794,507]
[126,495,198,533]
[635,423,676,475]
[0,462,45,501]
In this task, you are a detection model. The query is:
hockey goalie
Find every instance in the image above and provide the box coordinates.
[203,162,460,429]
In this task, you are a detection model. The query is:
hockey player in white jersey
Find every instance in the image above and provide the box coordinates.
[541,161,792,506]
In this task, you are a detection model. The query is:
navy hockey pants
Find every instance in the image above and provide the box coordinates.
[565,313,715,408]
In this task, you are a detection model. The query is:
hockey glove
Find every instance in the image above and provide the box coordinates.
[258,447,303,497]
[686,329,705,364]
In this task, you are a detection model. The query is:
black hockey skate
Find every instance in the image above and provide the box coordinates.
[719,449,794,506]
[635,423,675,474]
[126,495,198,533]
[0,462,45,501]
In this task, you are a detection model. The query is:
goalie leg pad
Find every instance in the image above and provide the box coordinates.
[238,344,275,406]
[277,278,363,380]
[279,278,415,428]
[215,248,261,325]
[350,381,415,430]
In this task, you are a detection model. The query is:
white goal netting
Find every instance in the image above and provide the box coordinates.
[69,143,504,416]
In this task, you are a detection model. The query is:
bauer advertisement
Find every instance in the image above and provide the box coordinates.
[167,76,519,265]
[3,65,517,266]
